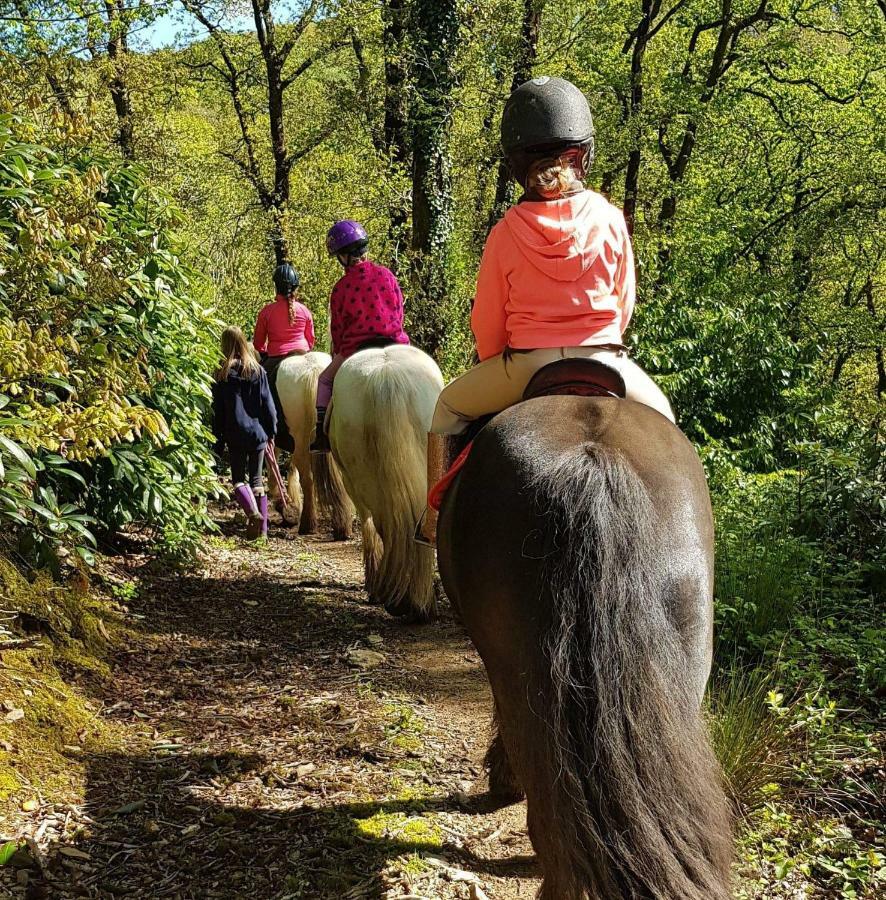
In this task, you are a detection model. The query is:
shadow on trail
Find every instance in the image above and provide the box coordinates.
[29,750,536,899]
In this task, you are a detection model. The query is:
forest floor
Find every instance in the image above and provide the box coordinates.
[1,509,541,900]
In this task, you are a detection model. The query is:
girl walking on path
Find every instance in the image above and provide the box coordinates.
[212,326,278,540]
[254,263,315,452]
[310,220,410,453]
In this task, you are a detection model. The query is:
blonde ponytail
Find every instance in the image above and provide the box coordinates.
[217,325,260,381]
[528,154,578,198]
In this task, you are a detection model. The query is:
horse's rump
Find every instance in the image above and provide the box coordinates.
[330,345,443,618]
[439,396,732,900]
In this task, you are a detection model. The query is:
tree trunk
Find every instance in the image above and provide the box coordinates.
[486,0,544,231]
[863,278,885,398]
[105,0,134,159]
[253,0,291,264]
[382,0,412,266]
[408,0,462,358]
[622,0,653,234]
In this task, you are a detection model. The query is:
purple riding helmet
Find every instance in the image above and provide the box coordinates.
[326,219,368,256]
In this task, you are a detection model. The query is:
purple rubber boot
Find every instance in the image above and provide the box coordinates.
[258,493,269,538]
[232,483,259,518]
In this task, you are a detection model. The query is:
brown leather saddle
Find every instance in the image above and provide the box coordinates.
[459,358,626,446]
[433,359,627,510]
[523,358,626,401]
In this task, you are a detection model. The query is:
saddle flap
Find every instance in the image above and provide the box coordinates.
[523,358,627,402]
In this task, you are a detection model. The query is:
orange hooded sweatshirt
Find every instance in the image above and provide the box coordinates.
[471,190,635,361]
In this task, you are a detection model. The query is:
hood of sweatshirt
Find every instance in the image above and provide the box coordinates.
[502,190,614,283]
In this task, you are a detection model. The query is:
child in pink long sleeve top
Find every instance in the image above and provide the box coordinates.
[311,220,409,453]
[254,263,315,453]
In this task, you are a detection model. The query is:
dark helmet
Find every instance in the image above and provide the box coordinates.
[501,76,595,154]
[273,262,300,294]
[326,220,368,257]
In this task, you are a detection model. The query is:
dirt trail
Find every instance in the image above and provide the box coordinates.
[8,513,541,899]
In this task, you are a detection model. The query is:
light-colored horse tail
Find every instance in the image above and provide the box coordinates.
[275,352,352,536]
[330,345,443,621]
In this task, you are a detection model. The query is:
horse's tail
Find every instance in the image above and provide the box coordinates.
[532,444,733,900]
[312,451,353,541]
[332,347,442,620]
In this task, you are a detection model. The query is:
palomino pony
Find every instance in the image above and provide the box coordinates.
[274,352,353,540]
[329,345,443,621]
[437,390,733,899]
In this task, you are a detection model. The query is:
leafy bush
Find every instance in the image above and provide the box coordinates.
[0,113,219,566]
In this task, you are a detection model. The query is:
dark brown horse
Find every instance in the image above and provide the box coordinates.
[438,394,733,900]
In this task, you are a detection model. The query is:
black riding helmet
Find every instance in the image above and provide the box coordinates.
[501,76,595,186]
[273,262,300,295]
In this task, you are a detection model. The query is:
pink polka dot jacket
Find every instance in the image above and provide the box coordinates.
[329,260,410,358]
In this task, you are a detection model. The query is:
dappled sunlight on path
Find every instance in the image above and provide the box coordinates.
[6,512,540,899]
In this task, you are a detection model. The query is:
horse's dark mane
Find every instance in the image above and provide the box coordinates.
[529,442,733,899]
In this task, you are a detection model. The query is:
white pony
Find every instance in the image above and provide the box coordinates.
[274,352,353,539]
[330,345,443,621]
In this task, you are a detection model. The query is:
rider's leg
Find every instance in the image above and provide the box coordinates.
[311,354,346,453]
[416,433,447,545]
[246,447,267,539]
[430,349,565,435]
[417,350,561,546]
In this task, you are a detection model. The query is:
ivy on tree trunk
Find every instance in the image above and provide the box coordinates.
[408,0,462,359]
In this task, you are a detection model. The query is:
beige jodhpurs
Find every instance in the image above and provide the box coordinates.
[431,346,675,435]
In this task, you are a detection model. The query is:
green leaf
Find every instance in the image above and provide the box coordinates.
[0,436,36,478]
[75,545,95,566]
[0,840,19,866]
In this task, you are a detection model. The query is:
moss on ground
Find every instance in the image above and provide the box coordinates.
[354,810,442,847]
[0,555,130,819]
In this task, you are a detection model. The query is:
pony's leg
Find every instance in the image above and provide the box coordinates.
[484,707,525,803]
[296,448,318,534]
[359,513,383,604]
[528,802,577,900]
[281,453,302,528]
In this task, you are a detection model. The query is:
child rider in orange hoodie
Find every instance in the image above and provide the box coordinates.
[418,76,673,544]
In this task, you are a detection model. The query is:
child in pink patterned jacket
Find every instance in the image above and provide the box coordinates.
[310,220,410,453]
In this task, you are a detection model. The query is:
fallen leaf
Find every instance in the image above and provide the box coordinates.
[4,708,24,723]
[21,798,39,812]
[58,847,90,860]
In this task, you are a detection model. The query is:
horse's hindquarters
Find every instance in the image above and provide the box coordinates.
[438,396,732,900]
[330,346,443,619]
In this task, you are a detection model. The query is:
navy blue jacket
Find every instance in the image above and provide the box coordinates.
[211,364,277,453]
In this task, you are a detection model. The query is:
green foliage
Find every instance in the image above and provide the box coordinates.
[0,112,219,566]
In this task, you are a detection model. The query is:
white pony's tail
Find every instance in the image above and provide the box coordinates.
[275,352,353,535]
[330,346,443,620]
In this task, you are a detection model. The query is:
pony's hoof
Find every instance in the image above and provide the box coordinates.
[485,785,525,807]
[281,506,301,528]
[384,599,437,623]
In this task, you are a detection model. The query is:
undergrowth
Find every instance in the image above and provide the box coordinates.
[709,468,884,899]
